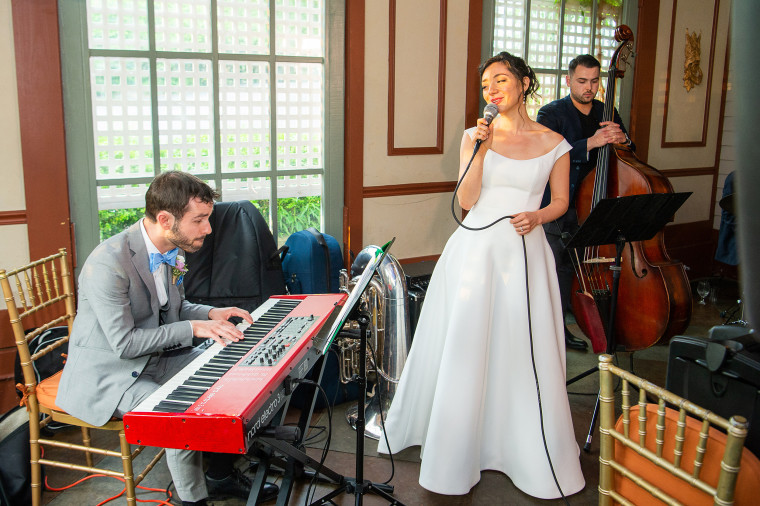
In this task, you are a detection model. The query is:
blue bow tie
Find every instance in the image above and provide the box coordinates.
[149,248,179,273]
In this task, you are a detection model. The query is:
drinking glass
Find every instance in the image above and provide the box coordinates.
[697,280,710,305]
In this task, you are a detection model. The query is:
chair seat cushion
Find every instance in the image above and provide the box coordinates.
[36,370,65,412]
[614,403,760,505]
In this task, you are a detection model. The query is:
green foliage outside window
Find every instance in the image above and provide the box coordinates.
[99,208,145,242]
[278,196,321,240]
[98,196,322,243]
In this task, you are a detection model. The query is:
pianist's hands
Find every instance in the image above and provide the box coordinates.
[208,307,253,324]
[191,307,253,346]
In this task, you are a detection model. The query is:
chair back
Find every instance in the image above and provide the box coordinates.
[598,353,760,505]
[1,249,167,506]
[184,200,286,312]
[0,248,75,405]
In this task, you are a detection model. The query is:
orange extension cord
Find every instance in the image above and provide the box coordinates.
[44,474,174,506]
[40,446,174,506]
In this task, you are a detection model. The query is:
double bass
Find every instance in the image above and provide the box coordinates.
[570,25,692,352]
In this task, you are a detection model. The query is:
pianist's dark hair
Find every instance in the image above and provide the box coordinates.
[479,51,539,103]
[145,171,219,221]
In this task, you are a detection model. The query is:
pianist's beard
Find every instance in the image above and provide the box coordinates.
[166,220,207,253]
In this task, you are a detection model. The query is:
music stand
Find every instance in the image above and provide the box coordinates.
[311,238,405,506]
[565,192,691,451]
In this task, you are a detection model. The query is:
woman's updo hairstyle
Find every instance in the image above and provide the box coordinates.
[478,51,539,102]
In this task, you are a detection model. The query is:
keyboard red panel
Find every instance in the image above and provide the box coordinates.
[124,293,345,453]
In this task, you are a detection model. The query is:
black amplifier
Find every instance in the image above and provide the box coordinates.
[666,334,760,457]
[402,260,436,336]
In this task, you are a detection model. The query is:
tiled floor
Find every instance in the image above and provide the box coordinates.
[37,278,744,505]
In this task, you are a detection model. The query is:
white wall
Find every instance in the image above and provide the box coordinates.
[361,0,469,259]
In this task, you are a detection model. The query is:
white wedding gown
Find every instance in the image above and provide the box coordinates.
[377,135,585,498]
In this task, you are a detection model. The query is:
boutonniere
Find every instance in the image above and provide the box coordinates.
[171,255,189,286]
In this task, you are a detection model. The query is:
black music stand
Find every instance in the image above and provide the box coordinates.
[310,239,405,506]
[564,192,691,451]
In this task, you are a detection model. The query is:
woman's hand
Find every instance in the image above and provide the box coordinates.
[510,211,542,236]
[474,116,494,152]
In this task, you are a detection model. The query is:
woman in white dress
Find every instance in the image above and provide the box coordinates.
[377,52,585,499]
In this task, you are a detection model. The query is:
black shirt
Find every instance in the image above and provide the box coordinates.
[576,107,600,178]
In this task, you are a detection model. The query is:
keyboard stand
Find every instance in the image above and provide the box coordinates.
[244,314,346,505]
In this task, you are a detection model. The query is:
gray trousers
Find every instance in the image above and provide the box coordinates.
[115,347,207,502]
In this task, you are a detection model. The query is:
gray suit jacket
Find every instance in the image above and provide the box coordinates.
[57,222,212,426]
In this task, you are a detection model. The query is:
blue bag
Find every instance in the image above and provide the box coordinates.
[281,227,344,294]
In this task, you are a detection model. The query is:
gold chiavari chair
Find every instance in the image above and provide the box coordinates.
[0,248,164,506]
[598,353,760,505]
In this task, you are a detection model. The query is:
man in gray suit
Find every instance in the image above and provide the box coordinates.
[57,171,255,506]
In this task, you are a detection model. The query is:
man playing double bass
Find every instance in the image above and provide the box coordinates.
[537,54,635,351]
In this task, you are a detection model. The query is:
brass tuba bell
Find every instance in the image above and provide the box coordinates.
[337,245,412,439]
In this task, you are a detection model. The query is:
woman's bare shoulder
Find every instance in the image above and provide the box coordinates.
[531,122,564,148]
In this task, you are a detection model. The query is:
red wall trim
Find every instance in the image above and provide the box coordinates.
[344,0,366,264]
[387,0,447,156]
[663,167,716,177]
[12,0,73,263]
[363,181,457,199]
[466,0,483,129]
[629,0,659,162]
[0,211,27,225]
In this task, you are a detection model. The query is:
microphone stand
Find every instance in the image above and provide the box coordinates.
[311,304,404,506]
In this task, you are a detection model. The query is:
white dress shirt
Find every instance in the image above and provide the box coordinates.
[139,218,169,307]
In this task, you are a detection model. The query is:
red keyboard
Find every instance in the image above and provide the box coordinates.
[123,293,345,453]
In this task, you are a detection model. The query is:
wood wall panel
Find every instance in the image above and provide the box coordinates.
[12,0,73,263]
[344,0,366,266]
[665,220,714,279]
[629,0,659,162]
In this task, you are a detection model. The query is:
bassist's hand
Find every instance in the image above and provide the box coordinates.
[588,121,626,150]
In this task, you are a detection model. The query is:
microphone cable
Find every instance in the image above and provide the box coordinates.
[448,141,571,505]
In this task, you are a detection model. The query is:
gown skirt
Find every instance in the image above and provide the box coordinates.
[377,139,585,498]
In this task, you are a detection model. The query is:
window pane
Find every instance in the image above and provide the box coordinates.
[222,177,272,226]
[530,72,559,117]
[87,0,150,51]
[528,0,560,69]
[82,0,330,248]
[91,57,154,181]
[154,0,212,53]
[219,61,271,173]
[596,2,625,70]
[275,0,324,57]
[157,59,215,174]
[276,174,323,246]
[561,0,592,67]
[217,0,270,55]
[276,62,323,171]
[492,0,526,57]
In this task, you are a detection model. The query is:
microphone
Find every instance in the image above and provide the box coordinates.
[473,103,499,154]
